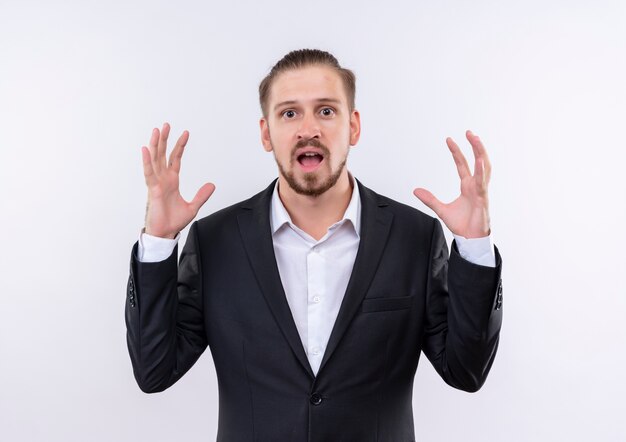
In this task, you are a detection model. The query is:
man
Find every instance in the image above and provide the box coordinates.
[125,49,503,441]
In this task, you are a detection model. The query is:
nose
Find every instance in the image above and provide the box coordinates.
[296,112,321,140]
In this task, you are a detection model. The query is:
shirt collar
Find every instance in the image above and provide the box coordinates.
[270,173,361,238]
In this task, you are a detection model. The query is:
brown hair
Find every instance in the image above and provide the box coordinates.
[258,49,356,118]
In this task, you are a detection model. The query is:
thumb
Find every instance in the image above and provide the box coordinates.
[189,183,216,213]
[413,188,444,216]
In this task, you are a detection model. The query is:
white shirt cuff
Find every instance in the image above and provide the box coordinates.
[137,228,180,263]
[452,233,496,267]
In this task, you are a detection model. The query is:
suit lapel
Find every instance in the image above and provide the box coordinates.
[237,179,393,380]
[237,180,316,379]
[317,180,394,376]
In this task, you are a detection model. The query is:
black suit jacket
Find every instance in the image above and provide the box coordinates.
[125,179,503,442]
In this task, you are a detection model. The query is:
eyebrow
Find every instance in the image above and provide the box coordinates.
[273,98,342,112]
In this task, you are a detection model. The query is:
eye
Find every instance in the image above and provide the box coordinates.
[320,107,335,117]
[282,109,297,119]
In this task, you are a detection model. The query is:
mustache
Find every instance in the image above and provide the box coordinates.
[293,138,330,155]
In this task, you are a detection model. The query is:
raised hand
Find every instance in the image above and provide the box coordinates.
[142,122,215,239]
[413,130,491,239]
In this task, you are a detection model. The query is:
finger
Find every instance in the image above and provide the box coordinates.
[189,183,216,214]
[446,137,471,180]
[475,157,486,190]
[466,130,491,180]
[413,187,445,217]
[157,122,171,169]
[148,128,160,172]
[141,146,157,186]
[168,130,189,173]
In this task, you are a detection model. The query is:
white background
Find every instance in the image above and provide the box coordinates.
[1,1,625,441]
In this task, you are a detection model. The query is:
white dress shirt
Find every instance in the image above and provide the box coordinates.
[136,177,495,375]
[268,179,361,375]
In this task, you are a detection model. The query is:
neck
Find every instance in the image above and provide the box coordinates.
[277,170,353,241]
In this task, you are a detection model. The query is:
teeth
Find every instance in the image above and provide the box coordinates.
[304,152,317,156]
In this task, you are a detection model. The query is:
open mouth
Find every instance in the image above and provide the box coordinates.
[297,152,324,171]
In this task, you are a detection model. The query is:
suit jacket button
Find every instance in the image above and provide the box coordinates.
[310,393,322,405]
[494,279,503,310]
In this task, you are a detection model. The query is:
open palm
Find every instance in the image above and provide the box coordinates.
[413,130,491,239]
[142,123,215,239]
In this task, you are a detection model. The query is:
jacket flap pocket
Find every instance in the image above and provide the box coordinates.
[361,296,414,313]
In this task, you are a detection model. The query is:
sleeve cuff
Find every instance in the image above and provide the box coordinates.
[137,228,181,263]
[452,233,496,268]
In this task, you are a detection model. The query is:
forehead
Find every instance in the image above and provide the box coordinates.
[269,65,347,108]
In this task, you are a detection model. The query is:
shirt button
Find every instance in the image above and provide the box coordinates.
[313,296,321,303]
[311,347,320,355]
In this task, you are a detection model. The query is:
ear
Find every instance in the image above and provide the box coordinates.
[260,117,273,152]
[349,110,361,146]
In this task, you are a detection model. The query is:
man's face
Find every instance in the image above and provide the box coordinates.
[260,65,361,197]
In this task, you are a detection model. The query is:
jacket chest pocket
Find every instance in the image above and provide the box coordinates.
[360,295,414,313]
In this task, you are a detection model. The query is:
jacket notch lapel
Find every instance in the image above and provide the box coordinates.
[317,181,394,376]
[237,181,315,379]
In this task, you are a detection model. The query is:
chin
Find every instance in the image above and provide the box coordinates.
[278,158,347,198]
[294,170,345,198]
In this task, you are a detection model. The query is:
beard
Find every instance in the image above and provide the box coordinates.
[274,138,349,197]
